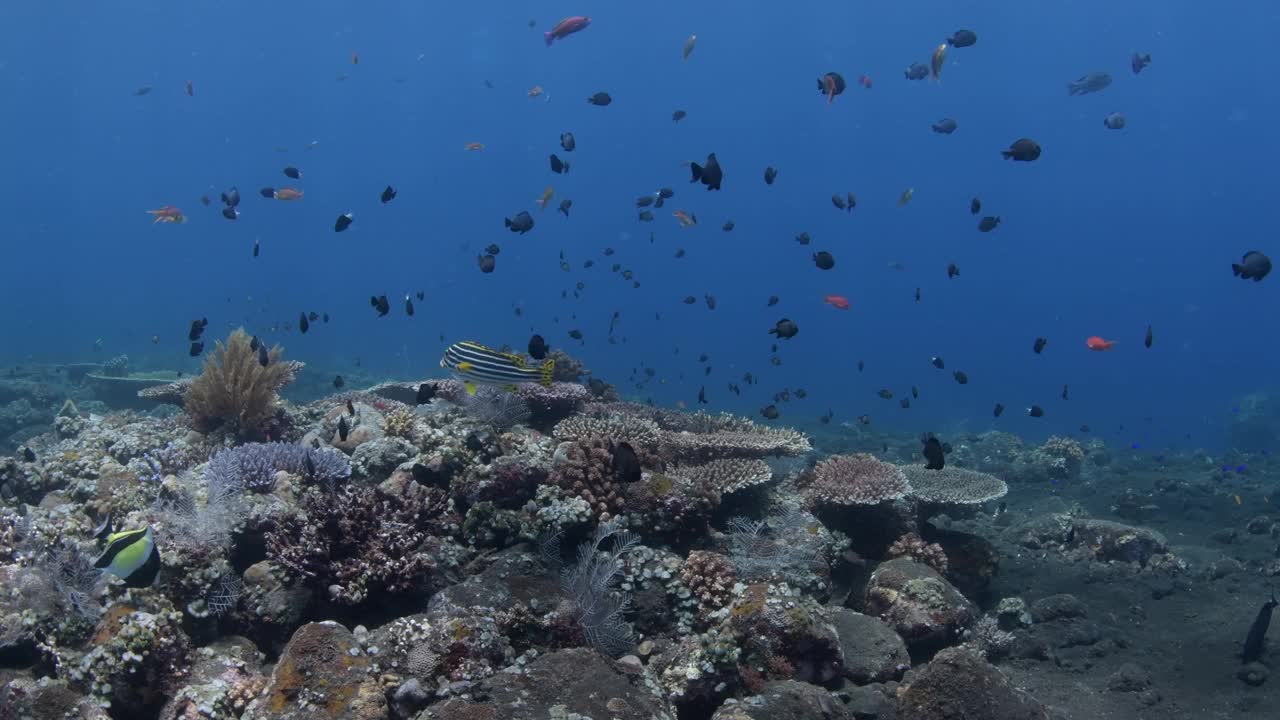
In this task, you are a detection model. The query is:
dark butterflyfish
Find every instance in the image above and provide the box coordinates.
[970,197,981,215]
[1002,138,1041,161]
[381,186,397,203]
[560,132,576,151]
[905,62,929,81]
[922,436,945,470]
[1241,591,1277,663]
[478,254,497,273]
[95,526,161,588]
[698,386,708,404]
[978,216,1001,232]
[1062,384,1070,400]
[189,341,204,356]
[253,238,260,257]
[586,91,612,106]
[813,251,835,269]
[221,206,239,220]
[299,312,310,334]
[1131,52,1152,75]
[505,210,535,234]
[690,152,723,190]
[764,166,778,185]
[259,187,275,198]
[346,400,356,416]
[761,404,780,420]
[415,382,437,405]
[333,375,345,388]
[767,295,779,306]
[795,232,811,245]
[1144,325,1153,348]
[1034,337,1047,354]
[947,262,960,278]
[283,166,301,179]
[1232,251,1271,281]
[221,187,241,208]
[257,342,269,367]
[611,441,642,483]
[550,153,570,174]
[931,118,958,134]
[1028,405,1045,418]
[405,296,415,316]
[818,71,846,103]
[947,29,977,47]
[370,295,390,317]
[335,213,354,232]
[993,403,1005,417]
[528,334,549,360]
[188,317,208,341]
[558,199,572,216]
[931,356,945,369]
[672,109,687,122]
[953,370,969,384]
[337,415,350,442]
[769,318,799,339]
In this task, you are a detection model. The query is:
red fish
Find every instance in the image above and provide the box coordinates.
[147,206,186,224]
[273,188,304,201]
[1085,336,1116,351]
[859,74,872,89]
[824,295,850,310]
[545,16,591,46]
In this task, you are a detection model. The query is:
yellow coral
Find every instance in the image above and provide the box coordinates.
[383,407,418,440]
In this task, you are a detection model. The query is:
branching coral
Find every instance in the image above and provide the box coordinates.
[548,436,626,521]
[205,441,351,494]
[183,329,298,439]
[553,414,661,449]
[681,551,736,616]
[671,458,774,495]
[799,453,910,507]
[886,532,949,575]
[264,482,456,605]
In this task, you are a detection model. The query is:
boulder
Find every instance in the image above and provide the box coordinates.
[865,558,976,654]
[711,680,850,719]
[897,647,1050,720]
[829,608,909,684]
[244,621,386,720]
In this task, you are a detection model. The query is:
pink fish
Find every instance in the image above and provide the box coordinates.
[545,16,591,46]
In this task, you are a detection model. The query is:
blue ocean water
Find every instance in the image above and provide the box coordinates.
[1,1,1275,450]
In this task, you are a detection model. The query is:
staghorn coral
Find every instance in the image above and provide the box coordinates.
[900,464,1008,506]
[799,453,910,507]
[264,481,460,605]
[182,329,298,439]
[554,414,661,449]
[887,532,949,575]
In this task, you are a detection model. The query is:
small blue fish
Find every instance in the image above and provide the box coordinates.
[1154,455,1165,463]
[1131,442,1141,450]
[1232,406,1241,414]
[1237,464,1248,474]
[1222,464,1231,472]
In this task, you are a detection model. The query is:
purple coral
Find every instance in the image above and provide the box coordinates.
[801,453,910,507]
[206,442,350,494]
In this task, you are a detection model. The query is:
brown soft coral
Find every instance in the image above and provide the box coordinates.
[886,532,949,575]
[183,328,297,439]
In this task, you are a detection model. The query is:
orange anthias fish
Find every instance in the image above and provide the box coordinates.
[273,188,304,201]
[1086,336,1117,351]
[859,74,872,89]
[528,85,545,98]
[673,210,697,227]
[536,185,554,210]
[464,142,485,151]
[824,295,850,310]
[147,206,186,224]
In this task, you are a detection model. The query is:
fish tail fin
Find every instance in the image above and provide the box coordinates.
[690,162,703,183]
[544,32,554,46]
[1000,151,1013,160]
[464,381,478,396]
[504,217,513,228]
[1232,263,1243,276]
[538,359,555,386]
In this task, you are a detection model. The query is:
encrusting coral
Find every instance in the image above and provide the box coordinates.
[182,328,297,439]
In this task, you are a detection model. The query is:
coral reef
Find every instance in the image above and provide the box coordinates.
[800,453,910,507]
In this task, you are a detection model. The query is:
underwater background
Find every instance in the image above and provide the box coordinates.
[1,1,1277,446]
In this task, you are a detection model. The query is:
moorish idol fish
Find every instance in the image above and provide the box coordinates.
[94,526,161,588]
